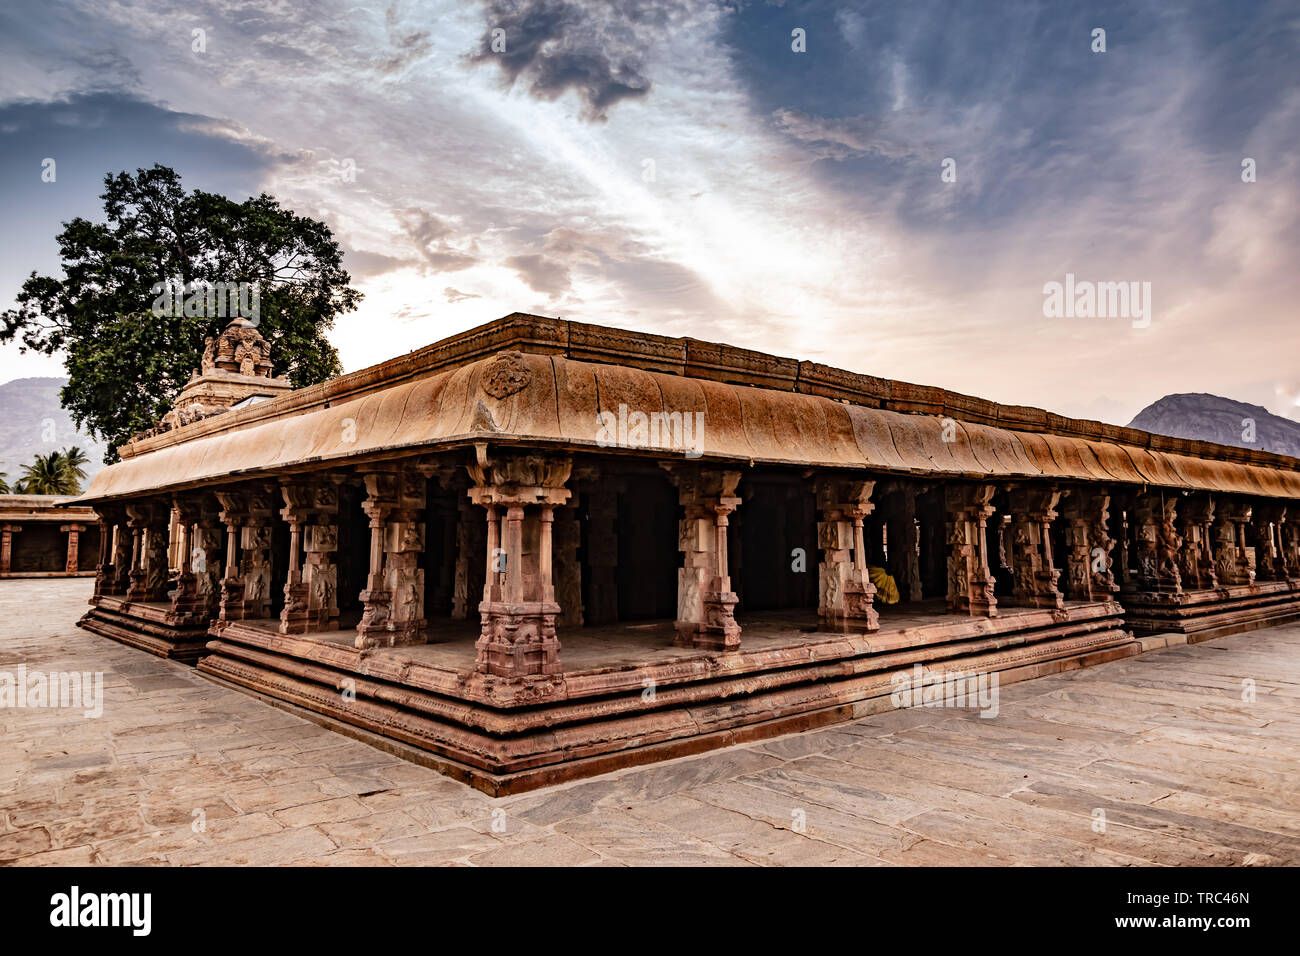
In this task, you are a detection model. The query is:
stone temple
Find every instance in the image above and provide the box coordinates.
[69,313,1300,794]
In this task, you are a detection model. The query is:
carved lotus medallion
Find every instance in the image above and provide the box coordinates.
[482,350,531,399]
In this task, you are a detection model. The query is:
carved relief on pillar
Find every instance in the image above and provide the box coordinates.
[111,513,132,595]
[125,501,171,602]
[215,486,275,620]
[944,484,998,617]
[1279,514,1300,581]
[356,466,427,649]
[168,496,204,623]
[215,490,244,621]
[192,501,225,620]
[92,506,124,598]
[1059,487,1118,601]
[1178,496,1218,590]
[279,478,341,634]
[662,464,743,651]
[1212,500,1254,586]
[467,449,573,675]
[243,488,277,619]
[1252,503,1287,582]
[815,476,879,632]
[1006,485,1064,610]
[1132,492,1183,593]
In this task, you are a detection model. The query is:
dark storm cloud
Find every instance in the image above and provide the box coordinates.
[467,0,655,121]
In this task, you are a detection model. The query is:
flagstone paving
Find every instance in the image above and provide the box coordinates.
[2,578,1297,866]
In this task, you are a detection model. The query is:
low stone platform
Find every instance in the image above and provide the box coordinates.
[197,600,1136,795]
[79,597,213,664]
[1122,580,1300,642]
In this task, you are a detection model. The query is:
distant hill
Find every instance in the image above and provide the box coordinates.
[0,377,108,489]
[1128,393,1300,458]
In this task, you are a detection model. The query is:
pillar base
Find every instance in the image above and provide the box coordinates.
[476,600,562,677]
[675,590,741,651]
[167,572,206,625]
[356,588,427,648]
[280,581,311,635]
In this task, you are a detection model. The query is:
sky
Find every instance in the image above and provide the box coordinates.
[0,0,1297,427]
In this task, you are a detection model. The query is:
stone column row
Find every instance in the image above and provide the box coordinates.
[1118,491,1299,594]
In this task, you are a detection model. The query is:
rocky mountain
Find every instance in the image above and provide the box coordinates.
[0,377,108,489]
[1128,393,1300,458]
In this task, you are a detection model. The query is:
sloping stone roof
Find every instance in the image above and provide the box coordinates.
[77,318,1300,503]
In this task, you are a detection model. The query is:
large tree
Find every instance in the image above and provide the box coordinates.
[2,165,360,461]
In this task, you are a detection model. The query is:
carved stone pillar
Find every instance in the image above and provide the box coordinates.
[945,484,998,617]
[1252,503,1287,582]
[126,502,170,602]
[215,491,244,621]
[215,486,275,620]
[280,479,341,634]
[1007,486,1064,609]
[111,518,132,595]
[882,483,924,603]
[467,451,572,675]
[1132,492,1183,593]
[1111,492,1133,587]
[60,523,85,574]
[0,525,17,574]
[356,466,426,648]
[1213,501,1254,586]
[664,465,742,651]
[1280,516,1300,580]
[91,508,122,598]
[192,501,225,620]
[125,510,145,600]
[816,476,879,631]
[168,496,204,623]
[1178,496,1218,590]
[1059,487,1118,601]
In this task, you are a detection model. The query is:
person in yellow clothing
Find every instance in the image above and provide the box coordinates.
[868,566,900,605]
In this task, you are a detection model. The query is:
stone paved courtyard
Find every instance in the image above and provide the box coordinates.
[2,578,1298,866]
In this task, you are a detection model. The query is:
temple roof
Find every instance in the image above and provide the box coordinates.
[1,494,98,521]
[77,315,1300,504]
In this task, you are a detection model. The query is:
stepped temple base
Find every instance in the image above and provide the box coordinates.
[196,600,1135,795]
[1121,579,1300,642]
[78,597,214,664]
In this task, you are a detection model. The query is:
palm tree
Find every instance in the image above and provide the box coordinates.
[59,446,89,489]
[14,449,83,495]
[0,468,9,494]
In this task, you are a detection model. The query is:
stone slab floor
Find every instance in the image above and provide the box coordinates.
[2,578,1298,866]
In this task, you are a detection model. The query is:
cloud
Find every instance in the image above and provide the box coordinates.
[466,0,656,121]
[771,107,925,162]
[397,207,480,273]
[505,253,570,296]
[444,286,480,303]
